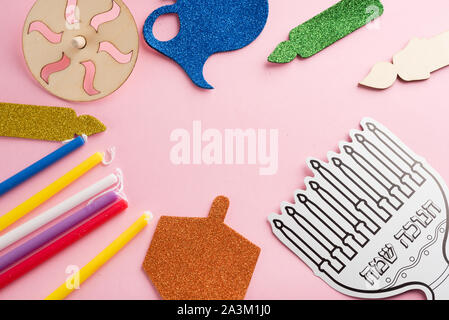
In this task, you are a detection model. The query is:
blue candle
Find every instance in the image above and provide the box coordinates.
[0,136,85,196]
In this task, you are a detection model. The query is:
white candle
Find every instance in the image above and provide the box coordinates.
[0,173,119,251]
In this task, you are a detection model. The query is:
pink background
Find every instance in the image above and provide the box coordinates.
[0,0,447,300]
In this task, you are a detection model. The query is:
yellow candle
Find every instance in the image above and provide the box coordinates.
[45,212,152,300]
[0,152,104,232]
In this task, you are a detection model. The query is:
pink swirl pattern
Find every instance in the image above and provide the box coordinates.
[40,53,71,84]
[90,1,121,31]
[27,0,131,98]
[28,21,62,44]
[81,61,100,95]
[98,42,133,63]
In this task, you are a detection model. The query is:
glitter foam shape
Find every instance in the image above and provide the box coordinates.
[142,196,260,300]
[0,102,106,141]
[268,0,384,63]
[143,0,269,89]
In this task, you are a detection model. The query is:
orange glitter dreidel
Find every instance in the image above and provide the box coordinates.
[142,196,260,300]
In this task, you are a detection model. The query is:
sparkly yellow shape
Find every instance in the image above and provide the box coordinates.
[0,102,106,141]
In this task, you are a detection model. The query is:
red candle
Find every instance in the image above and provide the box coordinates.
[0,198,128,289]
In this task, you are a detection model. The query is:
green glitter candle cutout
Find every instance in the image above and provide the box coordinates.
[268,0,384,63]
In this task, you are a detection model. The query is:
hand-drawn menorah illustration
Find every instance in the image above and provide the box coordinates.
[22,0,139,102]
[269,118,449,300]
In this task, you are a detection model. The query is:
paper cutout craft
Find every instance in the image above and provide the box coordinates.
[0,102,106,141]
[269,118,449,300]
[268,0,384,63]
[360,31,449,89]
[22,0,139,102]
[143,0,269,89]
[143,196,260,300]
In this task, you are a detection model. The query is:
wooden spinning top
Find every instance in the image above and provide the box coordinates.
[22,0,139,102]
[142,196,261,300]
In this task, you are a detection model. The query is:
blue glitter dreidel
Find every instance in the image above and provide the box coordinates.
[143,0,269,89]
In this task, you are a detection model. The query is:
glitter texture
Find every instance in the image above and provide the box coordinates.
[0,102,106,141]
[268,0,384,63]
[143,0,269,89]
[142,196,261,300]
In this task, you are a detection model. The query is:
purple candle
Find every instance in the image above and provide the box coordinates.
[0,191,119,273]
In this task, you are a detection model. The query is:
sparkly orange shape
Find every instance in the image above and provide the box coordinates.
[142,196,260,300]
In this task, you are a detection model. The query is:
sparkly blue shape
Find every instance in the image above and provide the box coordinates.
[143,0,269,89]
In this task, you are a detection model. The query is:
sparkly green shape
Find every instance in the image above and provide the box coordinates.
[268,0,384,63]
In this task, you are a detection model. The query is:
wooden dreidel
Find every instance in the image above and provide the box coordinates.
[142,196,260,300]
[22,0,139,102]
